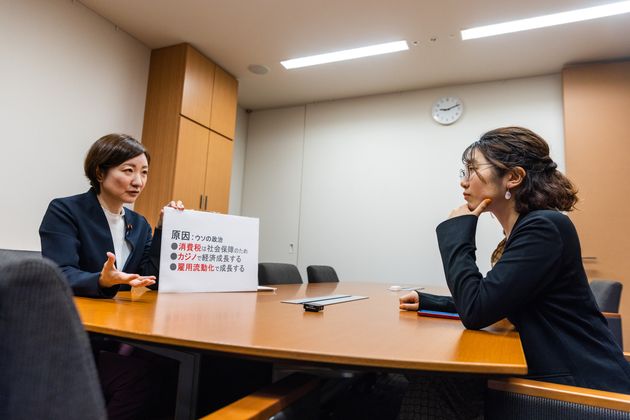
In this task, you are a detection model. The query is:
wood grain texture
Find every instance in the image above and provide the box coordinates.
[135,44,187,228]
[200,373,320,420]
[488,377,630,412]
[172,117,210,210]
[136,43,236,225]
[181,45,215,128]
[563,60,630,350]
[74,282,526,374]
[204,131,233,213]
[210,66,238,139]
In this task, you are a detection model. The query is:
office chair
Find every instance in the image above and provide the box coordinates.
[0,248,42,262]
[590,280,624,347]
[0,257,106,420]
[307,265,340,283]
[590,280,623,313]
[258,262,303,285]
[486,377,630,419]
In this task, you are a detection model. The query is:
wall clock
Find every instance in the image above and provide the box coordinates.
[432,96,463,125]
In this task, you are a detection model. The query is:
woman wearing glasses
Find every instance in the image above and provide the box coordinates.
[398,127,630,418]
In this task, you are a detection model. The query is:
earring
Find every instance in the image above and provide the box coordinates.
[505,189,512,200]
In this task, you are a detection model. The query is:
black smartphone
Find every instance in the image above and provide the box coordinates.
[304,303,324,312]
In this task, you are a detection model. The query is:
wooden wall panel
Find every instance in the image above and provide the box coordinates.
[181,45,215,128]
[210,66,238,139]
[135,45,186,228]
[563,60,630,349]
[173,117,210,211]
[205,132,233,213]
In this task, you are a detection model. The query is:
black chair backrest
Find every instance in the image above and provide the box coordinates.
[258,263,303,285]
[0,248,42,264]
[605,315,623,348]
[590,280,623,313]
[486,384,630,419]
[307,265,339,283]
[0,258,106,420]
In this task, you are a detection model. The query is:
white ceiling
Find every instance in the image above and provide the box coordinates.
[80,0,630,110]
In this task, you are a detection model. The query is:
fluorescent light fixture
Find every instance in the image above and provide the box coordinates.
[281,40,409,69]
[461,0,630,40]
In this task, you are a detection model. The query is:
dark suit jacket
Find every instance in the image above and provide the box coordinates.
[39,189,162,298]
[420,210,630,393]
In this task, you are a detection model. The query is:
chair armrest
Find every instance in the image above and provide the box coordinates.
[200,373,321,420]
[488,377,630,412]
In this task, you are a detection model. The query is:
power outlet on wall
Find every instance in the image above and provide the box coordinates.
[289,243,295,254]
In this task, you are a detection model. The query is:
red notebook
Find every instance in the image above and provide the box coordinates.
[417,309,460,320]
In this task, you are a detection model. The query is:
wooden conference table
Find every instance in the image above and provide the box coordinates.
[74,282,526,418]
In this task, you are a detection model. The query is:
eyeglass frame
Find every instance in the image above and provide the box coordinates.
[459,163,495,181]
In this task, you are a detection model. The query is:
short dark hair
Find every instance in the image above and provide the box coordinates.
[462,126,578,213]
[84,134,150,194]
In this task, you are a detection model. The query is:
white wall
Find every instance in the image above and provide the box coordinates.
[242,74,565,286]
[242,106,306,264]
[0,0,150,250]
[228,107,249,215]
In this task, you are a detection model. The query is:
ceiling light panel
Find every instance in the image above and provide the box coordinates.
[461,1,630,40]
[281,40,409,69]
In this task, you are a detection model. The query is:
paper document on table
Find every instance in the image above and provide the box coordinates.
[282,294,352,304]
[158,208,259,293]
[306,295,368,306]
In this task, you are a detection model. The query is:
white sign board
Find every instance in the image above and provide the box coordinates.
[158,208,259,293]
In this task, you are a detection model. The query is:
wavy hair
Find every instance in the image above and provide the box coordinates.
[463,127,578,214]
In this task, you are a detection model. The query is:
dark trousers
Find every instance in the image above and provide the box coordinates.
[92,337,272,419]
[98,351,162,420]
[91,337,177,420]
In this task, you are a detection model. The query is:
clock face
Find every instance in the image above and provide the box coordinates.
[432,96,463,125]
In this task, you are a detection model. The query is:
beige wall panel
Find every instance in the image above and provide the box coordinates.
[563,60,630,349]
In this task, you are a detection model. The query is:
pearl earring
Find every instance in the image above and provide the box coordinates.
[505,190,512,200]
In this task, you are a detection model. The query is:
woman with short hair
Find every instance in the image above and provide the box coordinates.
[39,133,184,419]
[40,133,183,298]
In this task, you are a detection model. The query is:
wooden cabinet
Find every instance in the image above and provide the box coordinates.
[181,47,215,128]
[172,117,210,211]
[205,131,234,213]
[210,66,238,139]
[171,117,234,213]
[135,43,238,228]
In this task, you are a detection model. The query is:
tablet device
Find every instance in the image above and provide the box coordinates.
[417,309,460,320]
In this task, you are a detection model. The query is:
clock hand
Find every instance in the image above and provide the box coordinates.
[439,104,461,111]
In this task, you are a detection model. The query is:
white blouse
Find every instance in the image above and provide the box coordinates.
[102,206,132,270]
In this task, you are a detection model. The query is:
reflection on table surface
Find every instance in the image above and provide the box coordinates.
[74,282,526,374]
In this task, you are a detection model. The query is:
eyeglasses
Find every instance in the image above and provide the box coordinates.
[459,163,494,181]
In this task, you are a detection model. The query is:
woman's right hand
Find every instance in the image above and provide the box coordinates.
[99,252,156,288]
[399,291,420,311]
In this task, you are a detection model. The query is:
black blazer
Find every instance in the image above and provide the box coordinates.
[39,189,162,298]
[420,210,630,393]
